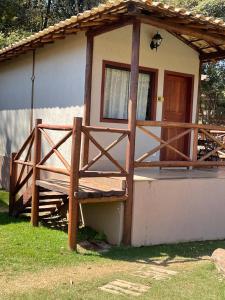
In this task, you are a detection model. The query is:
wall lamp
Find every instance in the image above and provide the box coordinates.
[150,32,163,51]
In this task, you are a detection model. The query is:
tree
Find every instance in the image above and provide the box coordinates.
[0,0,105,46]
[200,62,225,125]
[164,0,225,124]
[195,0,225,19]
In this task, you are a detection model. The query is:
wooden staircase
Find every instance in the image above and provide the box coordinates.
[11,186,68,218]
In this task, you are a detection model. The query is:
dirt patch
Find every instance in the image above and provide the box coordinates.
[0,261,134,297]
[0,256,210,297]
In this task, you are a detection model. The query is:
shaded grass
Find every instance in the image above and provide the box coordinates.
[0,191,101,274]
[0,189,9,208]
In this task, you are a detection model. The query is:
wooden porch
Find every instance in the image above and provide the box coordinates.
[9,117,225,250]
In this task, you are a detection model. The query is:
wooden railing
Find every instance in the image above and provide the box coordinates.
[81,126,129,177]
[10,119,130,182]
[135,120,225,168]
[9,117,130,250]
[9,129,35,215]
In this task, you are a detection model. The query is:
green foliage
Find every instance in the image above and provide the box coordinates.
[195,0,225,19]
[0,30,31,48]
[163,0,225,18]
[200,62,225,124]
[161,0,199,10]
[0,0,105,47]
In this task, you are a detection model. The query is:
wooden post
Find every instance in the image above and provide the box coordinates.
[68,117,82,251]
[195,60,202,123]
[9,152,17,216]
[82,33,94,167]
[31,119,42,226]
[123,20,141,245]
[192,128,198,162]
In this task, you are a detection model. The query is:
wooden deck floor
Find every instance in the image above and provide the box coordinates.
[36,177,126,203]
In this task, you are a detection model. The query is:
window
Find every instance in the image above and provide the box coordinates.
[101,61,157,122]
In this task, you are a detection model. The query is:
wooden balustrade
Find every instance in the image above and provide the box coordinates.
[8,117,225,251]
[10,120,129,191]
[9,117,130,250]
[135,120,225,168]
[9,129,35,215]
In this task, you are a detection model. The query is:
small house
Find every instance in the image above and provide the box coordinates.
[1,0,225,249]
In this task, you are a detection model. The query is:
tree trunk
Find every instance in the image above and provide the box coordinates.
[43,0,52,28]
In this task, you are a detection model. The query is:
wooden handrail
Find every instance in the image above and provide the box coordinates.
[14,129,34,160]
[38,123,130,134]
[137,120,225,131]
[38,124,73,131]
[83,125,130,134]
[36,165,70,176]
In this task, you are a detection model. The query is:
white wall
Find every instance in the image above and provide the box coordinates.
[0,53,33,156]
[0,33,87,186]
[89,24,200,170]
[32,33,86,166]
[33,32,86,121]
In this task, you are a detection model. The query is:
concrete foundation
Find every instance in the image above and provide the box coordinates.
[132,169,225,246]
[82,169,225,247]
[82,202,124,245]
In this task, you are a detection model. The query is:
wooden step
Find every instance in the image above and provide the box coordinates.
[39,199,63,206]
[20,211,53,218]
[12,186,32,216]
[23,204,57,213]
[39,191,67,200]
[41,214,62,221]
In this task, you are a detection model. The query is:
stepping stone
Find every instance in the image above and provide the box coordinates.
[132,266,178,280]
[211,248,225,276]
[99,279,150,296]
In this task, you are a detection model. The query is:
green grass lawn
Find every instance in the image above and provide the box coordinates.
[1,189,225,299]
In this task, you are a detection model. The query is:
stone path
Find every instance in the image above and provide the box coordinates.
[99,266,178,296]
[99,279,150,296]
[132,266,178,280]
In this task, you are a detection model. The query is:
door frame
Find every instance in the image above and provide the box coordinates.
[160,70,195,161]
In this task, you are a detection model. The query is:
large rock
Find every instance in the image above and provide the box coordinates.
[211,248,225,276]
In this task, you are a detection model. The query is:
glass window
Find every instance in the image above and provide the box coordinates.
[102,65,155,121]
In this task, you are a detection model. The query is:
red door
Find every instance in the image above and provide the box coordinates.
[161,72,193,161]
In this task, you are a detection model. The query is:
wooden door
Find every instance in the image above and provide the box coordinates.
[161,72,193,161]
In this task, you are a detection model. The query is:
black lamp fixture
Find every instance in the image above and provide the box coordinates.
[150,32,163,51]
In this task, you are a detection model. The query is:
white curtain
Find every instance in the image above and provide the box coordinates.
[103,67,151,120]
[103,68,129,119]
[137,73,150,120]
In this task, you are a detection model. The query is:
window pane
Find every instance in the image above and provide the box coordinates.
[137,73,151,120]
[103,66,152,120]
[103,67,129,119]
